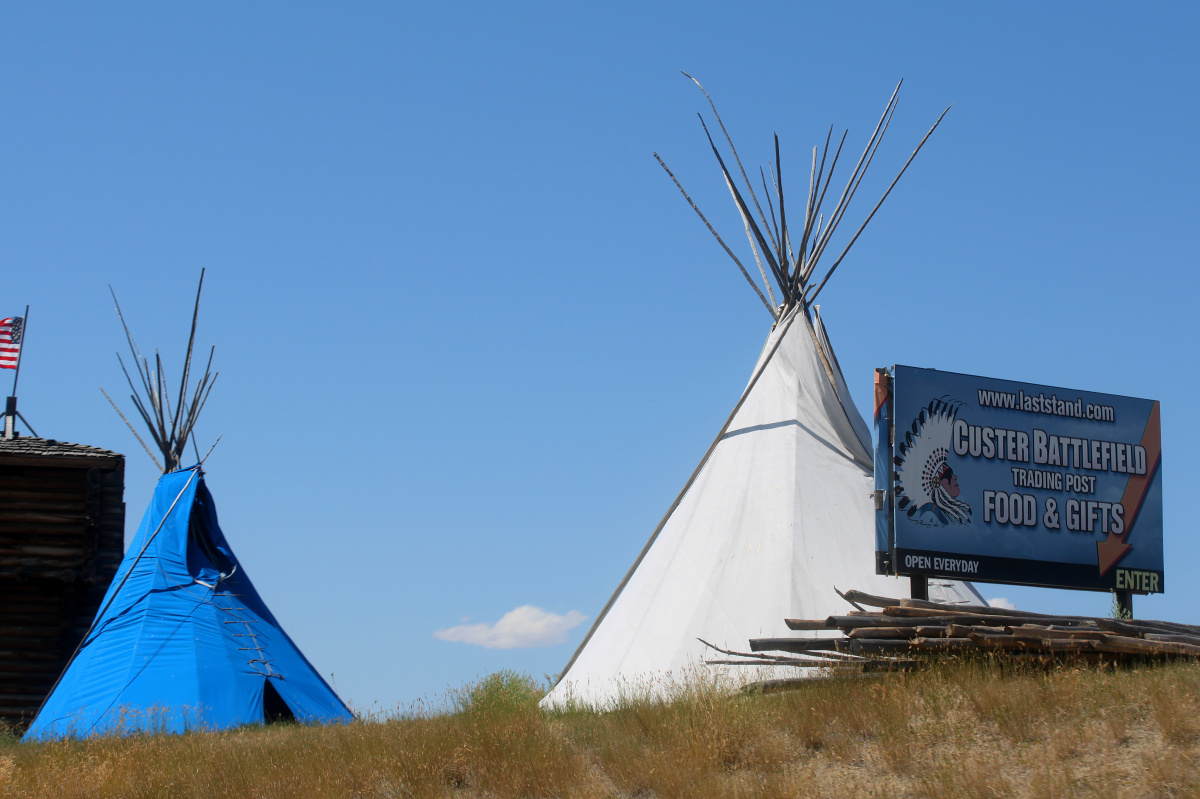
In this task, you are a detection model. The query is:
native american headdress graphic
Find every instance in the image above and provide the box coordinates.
[895,398,972,525]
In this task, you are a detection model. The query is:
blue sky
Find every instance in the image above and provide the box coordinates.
[2,4,1197,711]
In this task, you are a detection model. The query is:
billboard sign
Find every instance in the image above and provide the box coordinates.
[874,366,1163,593]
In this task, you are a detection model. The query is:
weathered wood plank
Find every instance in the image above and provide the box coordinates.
[784,619,834,630]
[749,637,841,653]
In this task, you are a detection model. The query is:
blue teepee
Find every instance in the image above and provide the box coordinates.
[24,467,352,739]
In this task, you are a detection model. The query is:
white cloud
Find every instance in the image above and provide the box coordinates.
[987,597,1016,610]
[434,605,587,649]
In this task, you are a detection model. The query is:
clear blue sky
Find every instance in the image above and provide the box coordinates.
[3,4,1197,712]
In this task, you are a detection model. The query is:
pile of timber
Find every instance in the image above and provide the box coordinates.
[716,590,1200,671]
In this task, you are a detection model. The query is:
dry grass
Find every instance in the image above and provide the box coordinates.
[3,662,1200,798]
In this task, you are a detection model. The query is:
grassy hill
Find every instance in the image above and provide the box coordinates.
[3,661,1198,798]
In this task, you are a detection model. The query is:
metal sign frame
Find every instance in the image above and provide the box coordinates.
[874,366,1163,594]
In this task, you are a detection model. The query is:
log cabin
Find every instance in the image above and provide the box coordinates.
[0,435,123,728]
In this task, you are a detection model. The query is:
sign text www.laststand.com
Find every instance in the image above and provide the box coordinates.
[977,389,1115,422]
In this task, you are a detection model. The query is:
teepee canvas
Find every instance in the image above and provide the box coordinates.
[25,468,351,739]
[25,274,351,739]
[543,81,983,707]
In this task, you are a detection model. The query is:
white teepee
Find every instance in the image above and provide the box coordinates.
[543,80,983,708]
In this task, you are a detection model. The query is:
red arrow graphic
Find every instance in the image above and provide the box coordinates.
[1097,401,1160,576]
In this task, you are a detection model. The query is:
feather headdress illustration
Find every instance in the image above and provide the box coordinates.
[895,398,972,525]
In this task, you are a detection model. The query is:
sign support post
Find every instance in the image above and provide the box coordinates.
[1115,590,1133,619]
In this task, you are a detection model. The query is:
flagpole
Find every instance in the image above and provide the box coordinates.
[10,304,29,398]
[5,305,28,439]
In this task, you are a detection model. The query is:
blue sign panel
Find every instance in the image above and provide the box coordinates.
[875,366,1163,593]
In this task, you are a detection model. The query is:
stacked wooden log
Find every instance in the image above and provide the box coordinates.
[726,589,1200,669]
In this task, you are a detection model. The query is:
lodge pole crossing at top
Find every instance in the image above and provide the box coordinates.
[101,269,217,473]
[655,76,947,321]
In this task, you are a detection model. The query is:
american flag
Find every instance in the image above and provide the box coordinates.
[0,317,24,370]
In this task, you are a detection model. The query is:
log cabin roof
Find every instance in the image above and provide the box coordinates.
[0,436,122,468]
